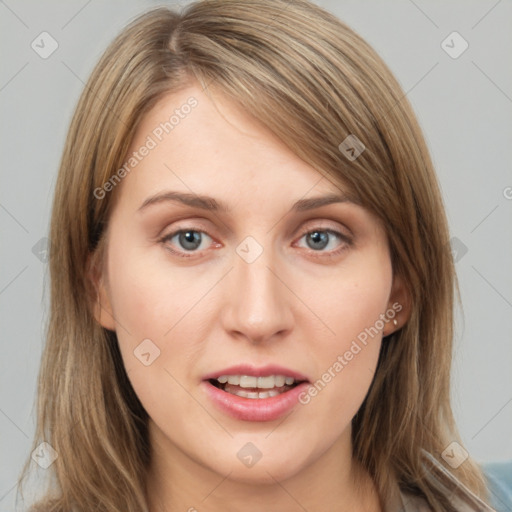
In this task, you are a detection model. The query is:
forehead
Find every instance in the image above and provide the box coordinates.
[118,83,353,210]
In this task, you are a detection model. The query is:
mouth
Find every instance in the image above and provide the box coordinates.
[208,374,306,399]
[202,366,311,422]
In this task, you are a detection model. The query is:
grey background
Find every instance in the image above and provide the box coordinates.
[1,0,511,510]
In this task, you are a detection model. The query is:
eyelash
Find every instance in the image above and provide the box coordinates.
[159,226,353,260]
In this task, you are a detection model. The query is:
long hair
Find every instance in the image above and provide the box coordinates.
[17,1,490,510]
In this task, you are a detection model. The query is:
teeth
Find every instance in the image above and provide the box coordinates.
[228,388,282,399]
[257,376,274,389]
[239,375,258,388]
[215,374,297,389]
[274,375,285,387]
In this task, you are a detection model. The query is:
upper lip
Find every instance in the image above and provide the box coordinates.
[203,364,310,382]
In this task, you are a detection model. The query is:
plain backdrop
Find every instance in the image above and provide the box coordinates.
[1,0,511,510]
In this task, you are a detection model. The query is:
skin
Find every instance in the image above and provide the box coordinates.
[93,82,410,512]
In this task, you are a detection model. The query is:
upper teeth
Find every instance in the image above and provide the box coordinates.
[216,375,296,388]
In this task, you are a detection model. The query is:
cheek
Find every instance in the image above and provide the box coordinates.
[106,234,206,339]
[105,252,207,424]
[104,236,211,387]
[103,241,230,465]
[299,252,392,347]
[295,257,392,414]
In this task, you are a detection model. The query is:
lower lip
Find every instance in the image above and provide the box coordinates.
[202,381,310,422]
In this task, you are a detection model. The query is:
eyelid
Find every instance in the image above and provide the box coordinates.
[158,221,350,244]
[296,227,351,243]
[295,218,352,237]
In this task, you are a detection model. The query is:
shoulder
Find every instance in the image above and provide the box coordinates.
[482,460,512,512]
[396,460,512,512]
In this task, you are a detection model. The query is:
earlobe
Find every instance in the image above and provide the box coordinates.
[87,252,116,331]
[384,273,412,337]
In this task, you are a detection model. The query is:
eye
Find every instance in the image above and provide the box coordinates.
[159,226,352,259]
[160,229,215,258]
[295,228,352,256]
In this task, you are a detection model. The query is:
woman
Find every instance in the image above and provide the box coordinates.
[17,0,498,510]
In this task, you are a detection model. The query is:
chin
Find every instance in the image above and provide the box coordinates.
[220,461,303,485]
[203,443,311,485]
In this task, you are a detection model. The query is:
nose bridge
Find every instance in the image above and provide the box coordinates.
[222,237,292,343]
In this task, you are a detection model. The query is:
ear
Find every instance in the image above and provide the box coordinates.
[86,251,116,331]
[383,272,411,337]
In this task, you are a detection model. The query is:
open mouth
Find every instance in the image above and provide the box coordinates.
[208,374,306,399]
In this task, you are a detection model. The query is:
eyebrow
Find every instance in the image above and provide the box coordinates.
[137,190,354,213]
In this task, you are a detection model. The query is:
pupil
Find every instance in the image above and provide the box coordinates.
[307,231,328,250]
[179,231,201,250]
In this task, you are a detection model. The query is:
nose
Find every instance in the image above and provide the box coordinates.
[220,243,294,345]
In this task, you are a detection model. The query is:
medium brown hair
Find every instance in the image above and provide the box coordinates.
[17,1,490,510]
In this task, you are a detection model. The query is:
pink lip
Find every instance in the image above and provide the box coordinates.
[202,380,310,422]
[201,364,310,422]
[202,364,310,382]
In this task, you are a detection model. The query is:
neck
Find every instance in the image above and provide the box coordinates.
[145,421,382,512]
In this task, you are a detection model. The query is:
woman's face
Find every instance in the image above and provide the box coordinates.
[94,83,406,484]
